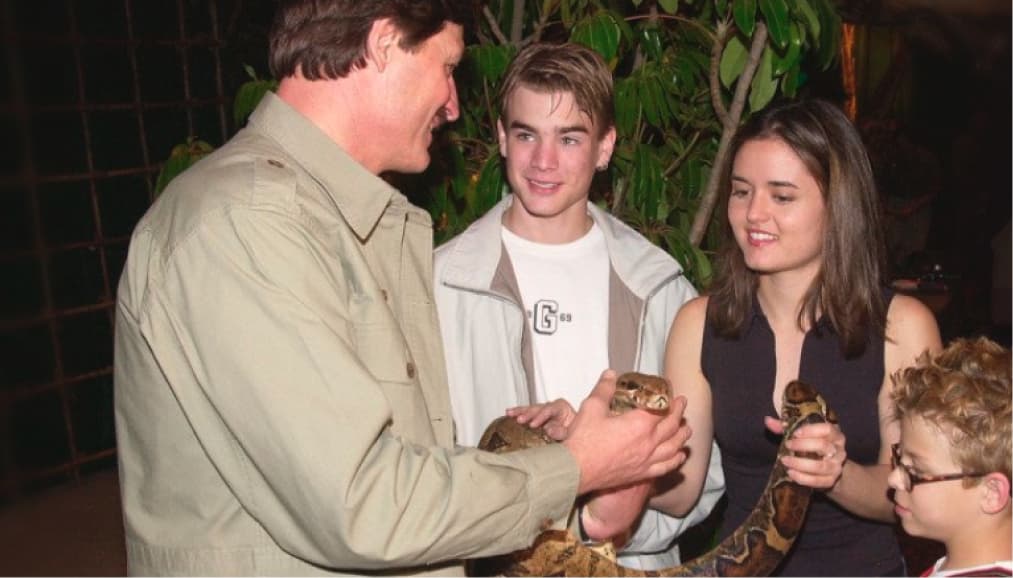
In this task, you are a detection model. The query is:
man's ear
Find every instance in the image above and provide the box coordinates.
[365,17,400,73]
[980,472,1011,515]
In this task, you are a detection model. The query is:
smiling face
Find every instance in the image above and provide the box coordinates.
[888,415,982,545]
[380,23,463,173]
[498,86,615,243]
[727,137,826,283]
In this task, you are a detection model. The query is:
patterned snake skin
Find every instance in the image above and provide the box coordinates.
[472,373,837,577]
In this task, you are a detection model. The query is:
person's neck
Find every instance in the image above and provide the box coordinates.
[276,75,384,174]
[502,206,592,244]
[755,270,817,331]
[942,515,1012,571]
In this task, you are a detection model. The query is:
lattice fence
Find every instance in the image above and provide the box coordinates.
[0,0,270,503]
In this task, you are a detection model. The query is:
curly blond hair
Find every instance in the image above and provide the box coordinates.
[892,337,1012,487]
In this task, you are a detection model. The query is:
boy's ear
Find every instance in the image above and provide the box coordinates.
[595,125,617,169]
[365,17,400,73]
[497,117,508,158]
[980,472,1011,515]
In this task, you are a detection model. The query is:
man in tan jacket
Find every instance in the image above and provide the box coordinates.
[114,1,691,575]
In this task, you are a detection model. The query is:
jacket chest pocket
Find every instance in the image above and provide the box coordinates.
[352,321,435,445]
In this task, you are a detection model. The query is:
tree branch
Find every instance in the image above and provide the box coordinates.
[663,130,701,178]
[690,21,768,246]
[482,5,509,46]
[709,19,732,128]
[509,0,525,44]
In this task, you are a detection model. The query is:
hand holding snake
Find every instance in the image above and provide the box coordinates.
[472,374,837,576]
[765,416,847,490]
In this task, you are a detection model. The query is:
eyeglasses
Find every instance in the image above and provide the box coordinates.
[890,443,986,491]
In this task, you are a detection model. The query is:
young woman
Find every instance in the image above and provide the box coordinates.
[665,99,942,576]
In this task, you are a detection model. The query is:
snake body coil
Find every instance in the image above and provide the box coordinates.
[472,373,836,577]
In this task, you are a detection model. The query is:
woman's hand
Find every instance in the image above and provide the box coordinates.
[506,398,577,441]
[765,417,847,491]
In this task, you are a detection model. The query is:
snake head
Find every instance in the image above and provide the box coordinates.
[613,373,671,414]
[782,380,836,433]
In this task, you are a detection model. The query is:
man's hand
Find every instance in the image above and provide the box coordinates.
[563,370,691,495]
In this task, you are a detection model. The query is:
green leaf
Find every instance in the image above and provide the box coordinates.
[772,22,802,75]
[154,138,214,196]
[475,153,504,215]
[469,44,514,85]
[639,26,664,62]
[795,0,820,42]
[733,0,756,36]
[631,145,664,215]
[780,61,801,97]
[715,0,730,16]
[641,78,660,127]
[690,243,714,286]
[571,12,622,62]
[759,0,790,49]
[719,35,748,88]
[680,158,704,201]
[614,78,639,137]
[748,45,776,112]
[658,0,679,14]
[814,0,841,70]
[560,0,574,29]
[233,79,276,127]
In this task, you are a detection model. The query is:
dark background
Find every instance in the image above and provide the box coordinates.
[0,0,1008,536]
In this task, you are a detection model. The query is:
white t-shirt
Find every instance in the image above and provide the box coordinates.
[501,223,610,407]
[925,557,1013,577]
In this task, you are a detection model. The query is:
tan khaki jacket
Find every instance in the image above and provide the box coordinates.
[114,93,578,576]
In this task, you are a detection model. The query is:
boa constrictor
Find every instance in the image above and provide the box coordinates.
[472,373,837,577]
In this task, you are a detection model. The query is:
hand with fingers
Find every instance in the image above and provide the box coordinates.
[506,399,577,441]
[563,369,692,496]
[766,416,847,490]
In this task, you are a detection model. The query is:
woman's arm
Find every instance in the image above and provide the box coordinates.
[778,294,942,521]
[649,296,714,516]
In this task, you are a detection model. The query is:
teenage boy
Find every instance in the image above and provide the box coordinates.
[434,42,724,570]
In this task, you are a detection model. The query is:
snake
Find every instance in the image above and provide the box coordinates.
[471,372,837,577]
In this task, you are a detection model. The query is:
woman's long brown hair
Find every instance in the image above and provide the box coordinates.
[708,99,887,358]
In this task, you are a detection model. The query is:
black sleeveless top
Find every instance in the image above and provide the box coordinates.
[702,292,904,576]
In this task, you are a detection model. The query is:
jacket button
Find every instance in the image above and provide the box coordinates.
[406,362,416,379]
[267,158,285,168]
[381,289,388,302]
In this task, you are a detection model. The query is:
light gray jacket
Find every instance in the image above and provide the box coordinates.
[434,196,725,570]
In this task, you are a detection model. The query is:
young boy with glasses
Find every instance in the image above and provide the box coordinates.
[889,336,1011,577]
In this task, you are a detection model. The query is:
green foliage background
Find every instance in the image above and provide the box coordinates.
[157,0,842,288]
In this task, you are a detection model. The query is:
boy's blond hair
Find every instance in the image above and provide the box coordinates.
[497,42,615,138]
[892,337,1012,487]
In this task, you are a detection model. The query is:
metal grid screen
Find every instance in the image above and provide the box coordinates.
[0,0,267,502]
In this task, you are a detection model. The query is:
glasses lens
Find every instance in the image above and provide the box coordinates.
[891,444,912,490]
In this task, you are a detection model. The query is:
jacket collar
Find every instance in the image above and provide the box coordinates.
[587,201,684,298]
[437,195,685,299]
[247,92,396,239]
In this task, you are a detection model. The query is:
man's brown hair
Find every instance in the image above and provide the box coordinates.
[269,0,473,81]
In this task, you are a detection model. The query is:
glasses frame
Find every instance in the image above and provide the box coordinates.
[890,443,987,490]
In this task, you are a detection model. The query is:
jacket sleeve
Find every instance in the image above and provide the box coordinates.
[621,442,725,554]
[621,274,726,557]
[137,205,579,570]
